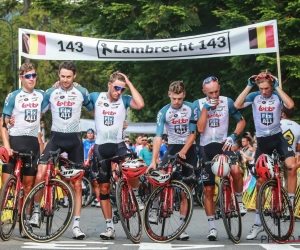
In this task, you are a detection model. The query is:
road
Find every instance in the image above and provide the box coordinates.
[2,205,300,250]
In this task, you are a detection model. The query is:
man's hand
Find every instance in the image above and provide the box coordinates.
[146,162,157,173]
[5,147,13,157]
[273,76,279,88]
[117,72,130,86]
[52,81,81,88]
[247,75,257,87]
[203,99,218,110]
[9,116,15,127]
[222,134,236,151]
[178,150,187,160]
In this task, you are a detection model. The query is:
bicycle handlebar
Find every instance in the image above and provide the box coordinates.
[97,152,137,165]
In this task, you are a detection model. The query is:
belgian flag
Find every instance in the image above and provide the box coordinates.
[22,33,46,55]
[248,25,275,49]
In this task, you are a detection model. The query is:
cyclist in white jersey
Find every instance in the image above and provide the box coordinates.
[280,107,300,153]
[90,71,144,240]
[1,63,44,237]
[28,61,93,240]
[148,81,197,241]
[234,72,297,240]
[194,76,246,241]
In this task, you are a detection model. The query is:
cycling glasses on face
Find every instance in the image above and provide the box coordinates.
[255,73,274,81]
[21,73,37,79]
[203,76,218,86]
[111,83,126,92]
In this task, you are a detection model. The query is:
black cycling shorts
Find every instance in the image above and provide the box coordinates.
[2,136,39,176]
[93,142,130,184]
[39,131,83,165]
[254,132,294,162]
[161,144,197,185]
[200,142,240,187]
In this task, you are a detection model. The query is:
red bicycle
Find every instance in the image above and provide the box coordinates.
[256,150,294,243]
[0,148,35,241]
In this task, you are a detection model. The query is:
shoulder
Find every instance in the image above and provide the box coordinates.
[159,104,171,114]
[4,89,21,104]
[45,87,56,95]
[75,86,89,96]
[121,94,133,101]
[183,101,194,109]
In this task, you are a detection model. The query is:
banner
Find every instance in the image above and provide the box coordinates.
[18,20,278,61]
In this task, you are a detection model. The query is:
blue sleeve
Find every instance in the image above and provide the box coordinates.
[90,92,100,106]
[78,87,93,111]
[139,149,144,159]
[41,88,55,113]
[245,92,260,103]
[122,95,133,109]
[185,102,197,133]
[193,100,201,120]
[2,91,17,118]
[228,98,243,121]
[155,106,168,137]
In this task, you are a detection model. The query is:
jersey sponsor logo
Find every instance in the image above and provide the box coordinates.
[157,112,163,125]
[24,98,29,101]
[258,105,275,112]
[24,109,38,123]
[261,113,273,125]
[102,110,116,115]
[22,103,39,108]
[104,103,109,107]
[60,95,65,99]
[207,113,221,118]
[59,107,72,120]
[57,101,75,106]
[209,118,220,127]
[171,118,188,124]
[174,114,178,117]
[104,116,114,126]
[283,129,294,146]
[174,124,187,134]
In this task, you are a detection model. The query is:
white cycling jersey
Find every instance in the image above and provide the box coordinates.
[244,91,282,137]
[2,88,44,137]
[280,119,300,152]
[90,92,132,145]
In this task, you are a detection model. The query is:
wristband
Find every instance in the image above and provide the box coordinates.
[203,103,211,110]
[230,133,237,141]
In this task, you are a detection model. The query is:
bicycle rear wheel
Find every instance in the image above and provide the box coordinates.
[219,178,242,244]
[144,180,193,243]
[258,179,294,243]
[81,176,93,208]
[21,179,75,242]
[116,179,142,243]
[0,175,19,241]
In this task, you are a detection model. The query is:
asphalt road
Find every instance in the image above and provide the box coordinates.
[2,205,300,250]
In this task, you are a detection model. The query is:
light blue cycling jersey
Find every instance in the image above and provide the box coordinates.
[193,96,242,146]
[2,88,44,137]
[41,85,93,133]
[155,101,197,144]
[243,91,282,137]
[90,92,132,145]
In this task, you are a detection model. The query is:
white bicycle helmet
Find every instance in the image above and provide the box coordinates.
[60,166,84,181]
[147,170,171,186]
[211,154,231,177]
[121,159,148,178]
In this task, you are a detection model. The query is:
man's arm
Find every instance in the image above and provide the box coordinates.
[275,87,294,109]
[1,117,13,155]
[197,108,207,133]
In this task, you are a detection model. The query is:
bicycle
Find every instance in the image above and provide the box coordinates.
[207,154,242,244]
[256,150,294,243]
[0,149,34,241]
[20,149,79,242]
[96,152,146,243]
[144,154,194,243]
[81,176,93,208]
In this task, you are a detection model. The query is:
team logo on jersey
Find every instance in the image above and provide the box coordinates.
[24,109,38,123]
[24,98,29,101]
[104,116,114,126]
[174,125,187,134]
[59,107,72,120]
[104,103,109,107]
[209,118,220,127]
[97,101,103,107]
[60,96,65,99]
[259,105,275,112]
[283,129,294,146]
[261,113,273,125]
[174,114,178,117]
[22,103,39,108]
[171,118,188,124]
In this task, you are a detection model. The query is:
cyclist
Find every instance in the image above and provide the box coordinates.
[89,71,144,240]
[28,61,93,240]
[234,72,297,240]
[148,80,197,241]
[194,76,246,241]
[1,63,44,237]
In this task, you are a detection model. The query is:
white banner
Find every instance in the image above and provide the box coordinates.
[18,20,278,61]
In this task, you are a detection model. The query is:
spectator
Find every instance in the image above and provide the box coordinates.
[124,136,135,152]
[136,134,148,156]
[159,135,168,160]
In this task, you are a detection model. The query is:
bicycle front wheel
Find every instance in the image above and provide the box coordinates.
[258,179,294,243]
[0,175,19,241]
[21,179,75,242]
[81,176,93,208]
[116,179,142,243]
[144,180,193,243]
[219,178,242,244]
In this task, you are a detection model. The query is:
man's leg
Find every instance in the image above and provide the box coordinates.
[286,156,298,208]
[130,178,144,210]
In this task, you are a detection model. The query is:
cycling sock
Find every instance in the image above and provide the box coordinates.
[235,192,243,203]
[179,214,185,226]
[72,216,80,229]
[152,197,159,209]
[64,196,68,202]
[106,218,114,229]
[207,216,216,229]
[255,210,261,225]
[132,188,139,196]
[33,202,40,213]
[288,193,295,208]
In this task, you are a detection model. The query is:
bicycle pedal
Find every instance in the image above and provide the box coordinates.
[113,216,119,224]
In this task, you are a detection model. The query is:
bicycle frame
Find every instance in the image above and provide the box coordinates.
[120,173,138,219]
[273,162,282,213]
[222,174,238,217]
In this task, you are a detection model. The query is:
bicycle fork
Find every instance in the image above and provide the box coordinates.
[122,178,138,219]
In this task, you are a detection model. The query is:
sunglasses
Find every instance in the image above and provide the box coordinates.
[203,76,218,86]
[111,83,126,92]
[255,73,274,81]
[124,140,130,142]
[21,73,37,79]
